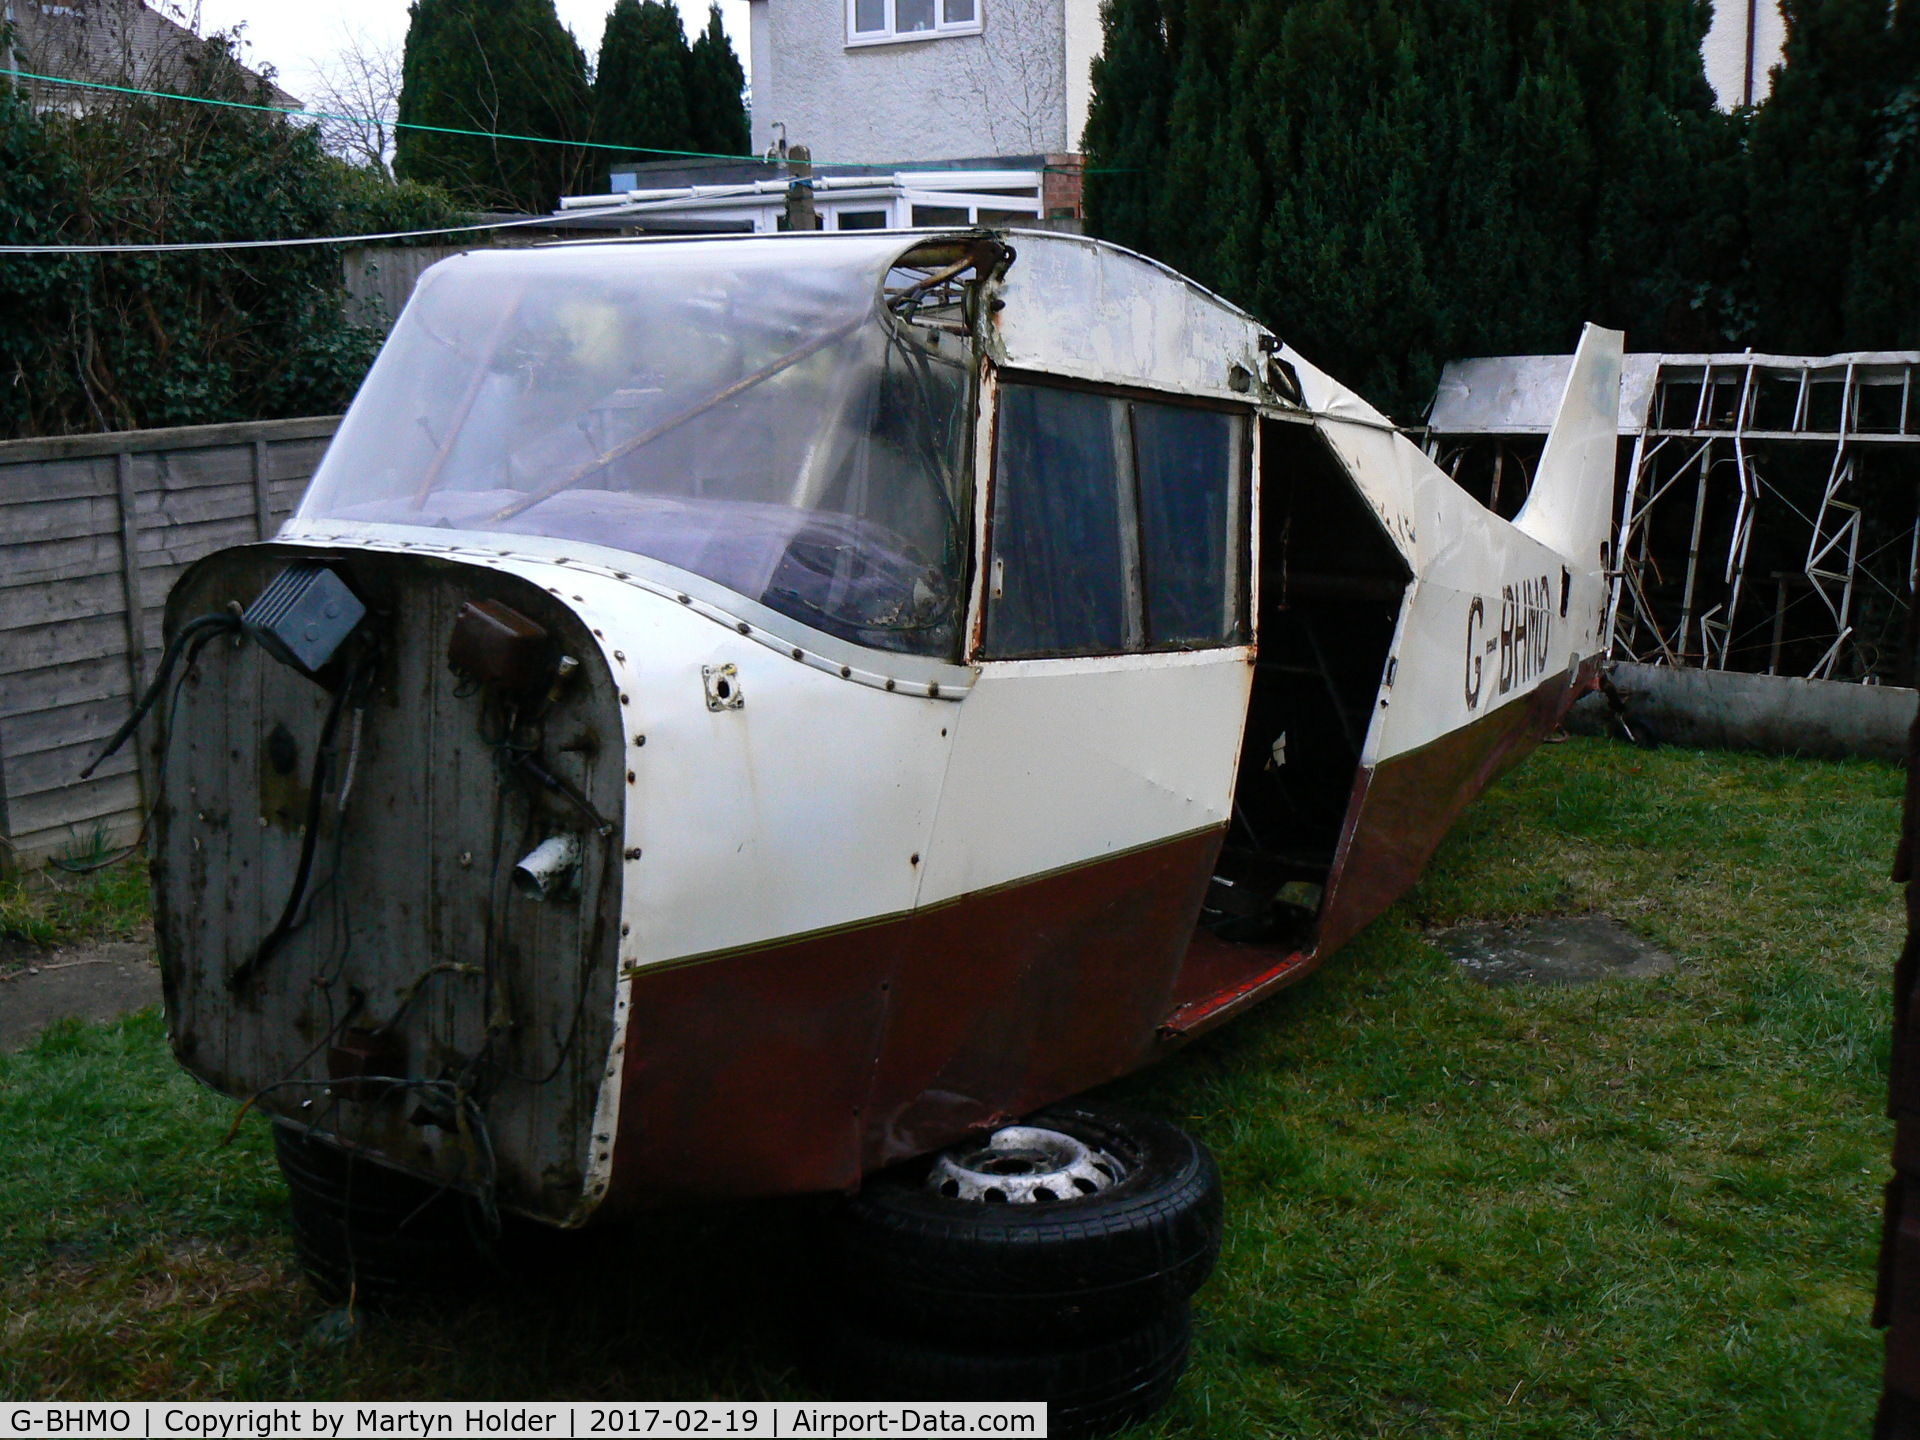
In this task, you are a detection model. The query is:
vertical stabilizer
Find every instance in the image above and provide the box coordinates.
[1514,324,1624,562]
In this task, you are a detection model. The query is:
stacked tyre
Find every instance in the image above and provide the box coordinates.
[273,1123,491,1303]
[814,1102,1222,1438]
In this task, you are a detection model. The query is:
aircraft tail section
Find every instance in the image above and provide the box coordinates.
[1514,323,1624,564]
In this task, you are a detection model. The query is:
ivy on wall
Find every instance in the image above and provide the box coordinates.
[0,39,467,439]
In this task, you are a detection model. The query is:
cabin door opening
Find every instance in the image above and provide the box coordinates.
[1206,418,1411,947]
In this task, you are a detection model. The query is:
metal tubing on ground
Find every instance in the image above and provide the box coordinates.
[1566,661,1919,763]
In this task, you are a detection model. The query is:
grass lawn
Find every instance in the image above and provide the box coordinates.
[0,736,1898,1435]
[0,851,150,956]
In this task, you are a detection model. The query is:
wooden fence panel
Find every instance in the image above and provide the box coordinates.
[1,655,131,721]
[0,533,126,590]
[342,244,476,332]
[9,736,138,803]
[6,773,142,847]
[3,492,123,546]
[6,694,136,757]
[0,572,127,631]
[0,454,119,506]
[6,613,129,672]
[0,415,340,867]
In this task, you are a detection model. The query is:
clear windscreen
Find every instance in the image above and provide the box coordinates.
[298,238,975,658]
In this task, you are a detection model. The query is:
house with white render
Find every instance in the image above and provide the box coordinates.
[570,0,1099,233]
[1701,0,1788,109]
[747,0,1100,170]
[565,0,1784,234]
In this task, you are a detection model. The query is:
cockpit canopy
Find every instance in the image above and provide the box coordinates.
[299,236,980,657]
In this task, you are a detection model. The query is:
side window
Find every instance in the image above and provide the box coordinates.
[1134,402,1243,646]
[981,382,1247,659]
[982,385,1127,657]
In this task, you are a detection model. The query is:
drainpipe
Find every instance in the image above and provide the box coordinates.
[4,2,16,94]
[1743,0,1759,108]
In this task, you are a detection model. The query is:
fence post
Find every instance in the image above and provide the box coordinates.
[0,415,339,866]
[253,438,273,540]
[114,448,154,811]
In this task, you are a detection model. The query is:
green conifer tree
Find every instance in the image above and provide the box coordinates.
[687,4,750,156]
[1746,0,1920,352]
[594,0,694,162]
[394,0,593,212]
[1085,0,1740,416]
[1083,0,1175,254]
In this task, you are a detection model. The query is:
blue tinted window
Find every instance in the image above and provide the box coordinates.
[981,385,1126,657]
[1134,404,1240,646]
[982,383,1245,659]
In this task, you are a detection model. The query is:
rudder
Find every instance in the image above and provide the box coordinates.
[1514,323,1624,564]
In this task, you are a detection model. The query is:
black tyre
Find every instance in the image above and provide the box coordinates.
[823,1102,1222,1344]
[273,1123,489,1303]
[816,1302,1190,1438]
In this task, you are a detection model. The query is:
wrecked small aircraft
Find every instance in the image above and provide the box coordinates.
[137,229,1620,1246]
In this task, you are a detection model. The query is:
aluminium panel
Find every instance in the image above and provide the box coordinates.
[914,650,1254,907]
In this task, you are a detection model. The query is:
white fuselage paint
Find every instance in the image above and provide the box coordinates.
[274,526,1255,959]
[919,649,1254,906]
[1304,407,1607,766]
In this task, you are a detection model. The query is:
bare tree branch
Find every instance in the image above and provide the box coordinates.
[960,0,1066,155]
[299,25,404,178]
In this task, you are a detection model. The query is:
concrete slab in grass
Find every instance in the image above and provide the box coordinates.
[0,941,161,1051]
[1432,916,1676,987]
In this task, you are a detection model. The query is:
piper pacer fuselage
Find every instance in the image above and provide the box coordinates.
[152,230,1622,1222]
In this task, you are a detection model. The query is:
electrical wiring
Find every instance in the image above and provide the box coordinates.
[302,767,364,1039]
[0,64,780,163]
[217,987,366,1147]
[52,610,244,873]
[381,962,484,1037]
[220,1074,504,1242]
[79,610,240,780]
[227,642,382,994]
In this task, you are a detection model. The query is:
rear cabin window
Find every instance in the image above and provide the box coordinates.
[982,382,1247,659]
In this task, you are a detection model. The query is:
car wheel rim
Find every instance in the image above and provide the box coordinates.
[925,1124,1125,1204]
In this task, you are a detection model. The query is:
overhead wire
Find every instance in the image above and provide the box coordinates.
[0,65,1108,174]
[0,72,1121,256]
[0,66,1129,259]
[0,213,591,254]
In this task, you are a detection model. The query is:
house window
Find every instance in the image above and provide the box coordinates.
[848,0,982,45]
[835,210,889,230]
[981,382,1248,659]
